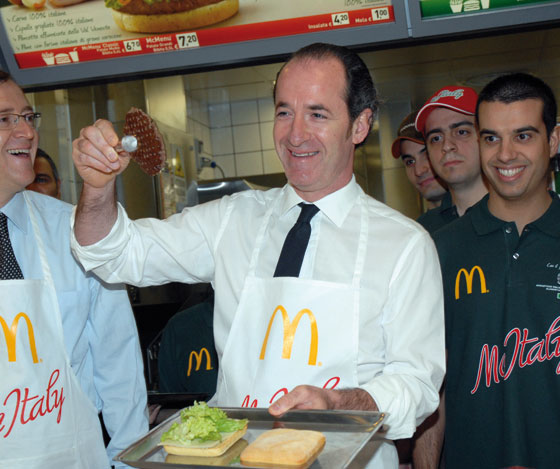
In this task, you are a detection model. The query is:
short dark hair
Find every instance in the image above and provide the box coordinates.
[476,72,557,138]
[36,148,60,183]
[274,43,378,139]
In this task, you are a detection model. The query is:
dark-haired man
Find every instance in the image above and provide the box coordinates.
[415,86,487,234]
[70,43,445,467]
[433,73,560,468]
[391,111,447,211]
[26,148,61,199]
[0,71,148,469]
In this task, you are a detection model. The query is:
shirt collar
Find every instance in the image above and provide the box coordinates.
[438,192,456,215]
[279,177,362,228]
[471,192,560,237]
[1,191,29,234]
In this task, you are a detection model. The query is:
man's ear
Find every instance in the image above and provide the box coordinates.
[549,125,560,159]
[351,108,373,146]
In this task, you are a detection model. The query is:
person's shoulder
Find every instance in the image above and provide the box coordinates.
[416,206,448,233]
[362,194,430,238]
[24,190,73,218]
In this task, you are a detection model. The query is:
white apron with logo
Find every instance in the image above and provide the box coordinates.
[0,192,109,469]
[218,196,367,406]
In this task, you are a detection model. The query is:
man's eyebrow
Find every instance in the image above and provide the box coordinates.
[307,104,330,112]
[515,125,540,134]
[425,128,442,139]
[274,102,331,113]
[479,129,498,136]
[449,121,475,130]
[0,105,32,114]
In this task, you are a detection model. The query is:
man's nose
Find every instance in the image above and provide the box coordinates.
[496,139,516,163]
[415,158,430,177]
[442,135,457,154]
[13,116,36,138]
[288,114,310,145]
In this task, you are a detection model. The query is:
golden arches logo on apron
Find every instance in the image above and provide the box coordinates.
[0,313,39,363]
[187,348,213,376]
[259,305,319,366]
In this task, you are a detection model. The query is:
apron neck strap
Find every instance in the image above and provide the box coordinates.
[22,192,55,286]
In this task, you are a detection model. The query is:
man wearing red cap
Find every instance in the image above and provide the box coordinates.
[391,111,447,211]
[415,86,487,233]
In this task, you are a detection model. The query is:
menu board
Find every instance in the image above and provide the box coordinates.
[419,0,558,17]
[0,0,394,70]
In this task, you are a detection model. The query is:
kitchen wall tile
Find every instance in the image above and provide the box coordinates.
[258,97,274,122]
[233,123,261,153]
[236,151,264,177]
[209,102,231,128]
[211,126,234,156]
[259,121,274,150]
[231,100,258,125]
[263,149,283,174]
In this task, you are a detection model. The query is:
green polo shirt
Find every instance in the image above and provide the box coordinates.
[158,299,218,395]
[417,192,458,234]
[434,194,560,469]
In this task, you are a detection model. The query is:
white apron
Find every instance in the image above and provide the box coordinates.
[218,197,368,407]
[0,192,109,469]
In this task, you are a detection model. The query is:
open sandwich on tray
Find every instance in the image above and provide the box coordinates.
[159,401,248,457]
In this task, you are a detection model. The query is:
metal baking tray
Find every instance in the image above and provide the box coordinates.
[116,407,386,468]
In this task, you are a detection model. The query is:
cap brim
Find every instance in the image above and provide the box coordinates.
[391,136,425,159]
[415,102,475,136]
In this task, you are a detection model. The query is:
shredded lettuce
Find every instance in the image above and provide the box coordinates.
[161,401,247,445]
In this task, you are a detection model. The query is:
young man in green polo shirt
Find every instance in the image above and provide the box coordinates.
[432,73,560,468]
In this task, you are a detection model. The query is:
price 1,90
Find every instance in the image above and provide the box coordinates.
[176,32,200,49]
[371,7,390,22]
[331,12,350,26]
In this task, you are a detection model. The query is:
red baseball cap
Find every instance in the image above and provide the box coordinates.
[391,111,424,158]
[415,86,478,136]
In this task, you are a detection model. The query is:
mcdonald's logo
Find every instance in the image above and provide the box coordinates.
[0,313,39,363]
[187,347,213,376]
[259,305,318,366]
[455,266,489,300]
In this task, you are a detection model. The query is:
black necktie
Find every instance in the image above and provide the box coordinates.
[274,203,320,278]
[0,213,23,280]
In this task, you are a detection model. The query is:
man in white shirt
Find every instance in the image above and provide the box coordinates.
[70,43,445,467]
[0,72,148,469]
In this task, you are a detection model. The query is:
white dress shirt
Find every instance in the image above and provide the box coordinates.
[4,191,148,469]
[71,178,445,441]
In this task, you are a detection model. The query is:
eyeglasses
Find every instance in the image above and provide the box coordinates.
[0,112,42,131]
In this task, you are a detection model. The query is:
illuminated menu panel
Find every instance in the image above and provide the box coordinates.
[0,0,394,70]
[419,0,558,18]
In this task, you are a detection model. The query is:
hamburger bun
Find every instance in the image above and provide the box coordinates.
[108,0,239,33]
[161,423,247,457]
[165,438,248,465]
[240,428,326,468]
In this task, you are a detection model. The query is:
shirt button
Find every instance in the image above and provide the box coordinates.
[513,252,520,260]
[505,227,512,234]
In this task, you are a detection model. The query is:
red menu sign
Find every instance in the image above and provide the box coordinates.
[0,0,394,70]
